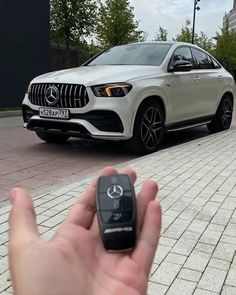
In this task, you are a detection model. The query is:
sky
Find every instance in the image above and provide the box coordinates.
[129,0,234,40]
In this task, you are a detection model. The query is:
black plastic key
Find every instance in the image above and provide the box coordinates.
[96,174,137,251]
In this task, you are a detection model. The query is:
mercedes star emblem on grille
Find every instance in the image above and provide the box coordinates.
[45,86,59,105]
[107,185,123,199]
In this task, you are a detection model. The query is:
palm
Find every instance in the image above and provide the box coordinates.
[9,167,161,295]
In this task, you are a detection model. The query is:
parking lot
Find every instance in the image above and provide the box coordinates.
[0,113,223,203]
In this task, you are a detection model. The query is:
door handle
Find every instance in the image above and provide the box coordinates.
[218,75,223,81]
[193,76,200,82]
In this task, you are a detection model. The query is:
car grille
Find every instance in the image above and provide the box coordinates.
[28,83,89,108]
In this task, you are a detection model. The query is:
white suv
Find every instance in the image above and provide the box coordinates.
[22,42,235,154]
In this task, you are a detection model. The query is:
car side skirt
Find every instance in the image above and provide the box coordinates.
[166,115,214,132]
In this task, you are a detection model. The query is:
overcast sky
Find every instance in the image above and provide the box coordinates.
[129,0,234,40]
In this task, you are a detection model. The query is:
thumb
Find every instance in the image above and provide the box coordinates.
[9,188,39,246]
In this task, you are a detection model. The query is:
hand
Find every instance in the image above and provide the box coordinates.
[8,166,162,295]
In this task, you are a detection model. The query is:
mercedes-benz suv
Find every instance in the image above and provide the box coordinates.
[22,42,235,154]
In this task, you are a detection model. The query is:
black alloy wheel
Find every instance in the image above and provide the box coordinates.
[128,100,165,155]
[207,95,233,133]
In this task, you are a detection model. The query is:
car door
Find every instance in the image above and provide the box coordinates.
[165,46,202,124]
[190,47,223,117]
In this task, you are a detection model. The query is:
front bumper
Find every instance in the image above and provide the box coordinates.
[22,105,129,141]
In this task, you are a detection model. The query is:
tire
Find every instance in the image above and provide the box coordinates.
[35,131,69,143]
[207,95,233,133]
[127,99,165,155]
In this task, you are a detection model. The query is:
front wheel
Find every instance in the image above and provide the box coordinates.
[207,95,233,133]
[127,100,165,155]
[35,131,69,143]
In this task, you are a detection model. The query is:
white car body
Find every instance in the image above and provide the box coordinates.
[22,42,235,154]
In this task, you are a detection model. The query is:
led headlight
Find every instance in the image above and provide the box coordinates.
[92,83,132,97]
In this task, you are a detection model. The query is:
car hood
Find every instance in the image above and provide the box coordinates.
[31,65,163,86]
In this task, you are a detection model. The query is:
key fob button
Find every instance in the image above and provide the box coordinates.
[98,195,121,210]
[101,210,133,224]
[120,195,133,210]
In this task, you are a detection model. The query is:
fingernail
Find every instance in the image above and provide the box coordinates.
[10,189,17,205]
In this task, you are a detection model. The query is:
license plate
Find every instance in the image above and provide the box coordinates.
[39,108,69,119]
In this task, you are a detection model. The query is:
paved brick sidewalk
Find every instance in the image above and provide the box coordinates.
[0,127,236,294]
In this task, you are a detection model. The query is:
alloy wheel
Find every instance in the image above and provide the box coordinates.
[221,99,233,129]
[141,106,163,150]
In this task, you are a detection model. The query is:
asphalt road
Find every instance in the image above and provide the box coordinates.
[0,110,235,203]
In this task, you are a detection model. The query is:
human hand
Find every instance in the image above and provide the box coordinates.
[8,166,162,295]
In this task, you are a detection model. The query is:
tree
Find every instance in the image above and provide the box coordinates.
[96,0,145,47]
[50,0,98,66]
[215,15,236,73]
[174,19,192,43]
[154,26,168,41]
[174,19,215,53]
[195,31,215,54]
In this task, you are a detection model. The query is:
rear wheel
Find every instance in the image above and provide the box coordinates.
[127,100,165,155]
[207,95,233,133]
[35,131,69,143]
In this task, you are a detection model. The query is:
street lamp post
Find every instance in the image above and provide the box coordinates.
[192,0,200,44]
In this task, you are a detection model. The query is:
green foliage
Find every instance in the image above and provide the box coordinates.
[174,19,192,43]
[154,26,168,41]
[174,19,215,53]
[195,31,215,54]
[50,0,98,60]
[215,16,236,71]
[96,0,145,47]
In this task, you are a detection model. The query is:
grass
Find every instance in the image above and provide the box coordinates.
[0,107,21,111]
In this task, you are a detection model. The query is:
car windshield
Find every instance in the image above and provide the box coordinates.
[86,43,172,66]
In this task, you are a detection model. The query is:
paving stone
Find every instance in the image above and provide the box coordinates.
[171,231,200,256]
[184,251,211,272]
[208,258,231,271]
[0,271,11,293]
[193,288,219,294]
[221,285,236,294]
[178,268,202,283]
[151,261,181,285]
[194,243,215,254]
[213,242,236,262]
[198,267,227,293]
[167,278,197,295]
[158,236,177,248]
[154,245,171,264]
[165,253,187,265]
[147,282,168,295]
[187,219,209,234]
[225,267,236,287]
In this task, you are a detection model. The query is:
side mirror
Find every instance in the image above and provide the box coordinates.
[169,60,193,72]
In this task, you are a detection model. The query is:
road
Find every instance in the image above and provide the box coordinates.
[0,111,235,203]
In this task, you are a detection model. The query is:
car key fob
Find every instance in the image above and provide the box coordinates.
[96,174,137,251]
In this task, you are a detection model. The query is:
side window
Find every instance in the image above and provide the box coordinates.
[170,46,194,67]
[212,58,221,69]
[191,48,214,69]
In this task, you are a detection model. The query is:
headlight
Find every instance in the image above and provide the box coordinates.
[91,83,132,97]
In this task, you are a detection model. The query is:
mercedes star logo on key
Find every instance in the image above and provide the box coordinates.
[107,185,123,199]
[45,86,59,105]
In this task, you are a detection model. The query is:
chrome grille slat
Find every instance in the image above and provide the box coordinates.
[28,83,89,108]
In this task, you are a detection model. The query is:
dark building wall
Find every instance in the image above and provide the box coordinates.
[0,0,51,107]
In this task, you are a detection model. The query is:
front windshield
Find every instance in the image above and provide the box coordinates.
[86,43,172,66]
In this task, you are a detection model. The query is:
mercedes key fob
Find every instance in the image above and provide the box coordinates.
[96,174,137,251]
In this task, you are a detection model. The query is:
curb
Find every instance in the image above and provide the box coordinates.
[0,110,22,118]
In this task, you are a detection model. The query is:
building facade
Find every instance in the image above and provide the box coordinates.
[229,0,236,32]
[0,0,51,107]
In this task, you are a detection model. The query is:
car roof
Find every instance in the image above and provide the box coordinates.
[118,41,201,48]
